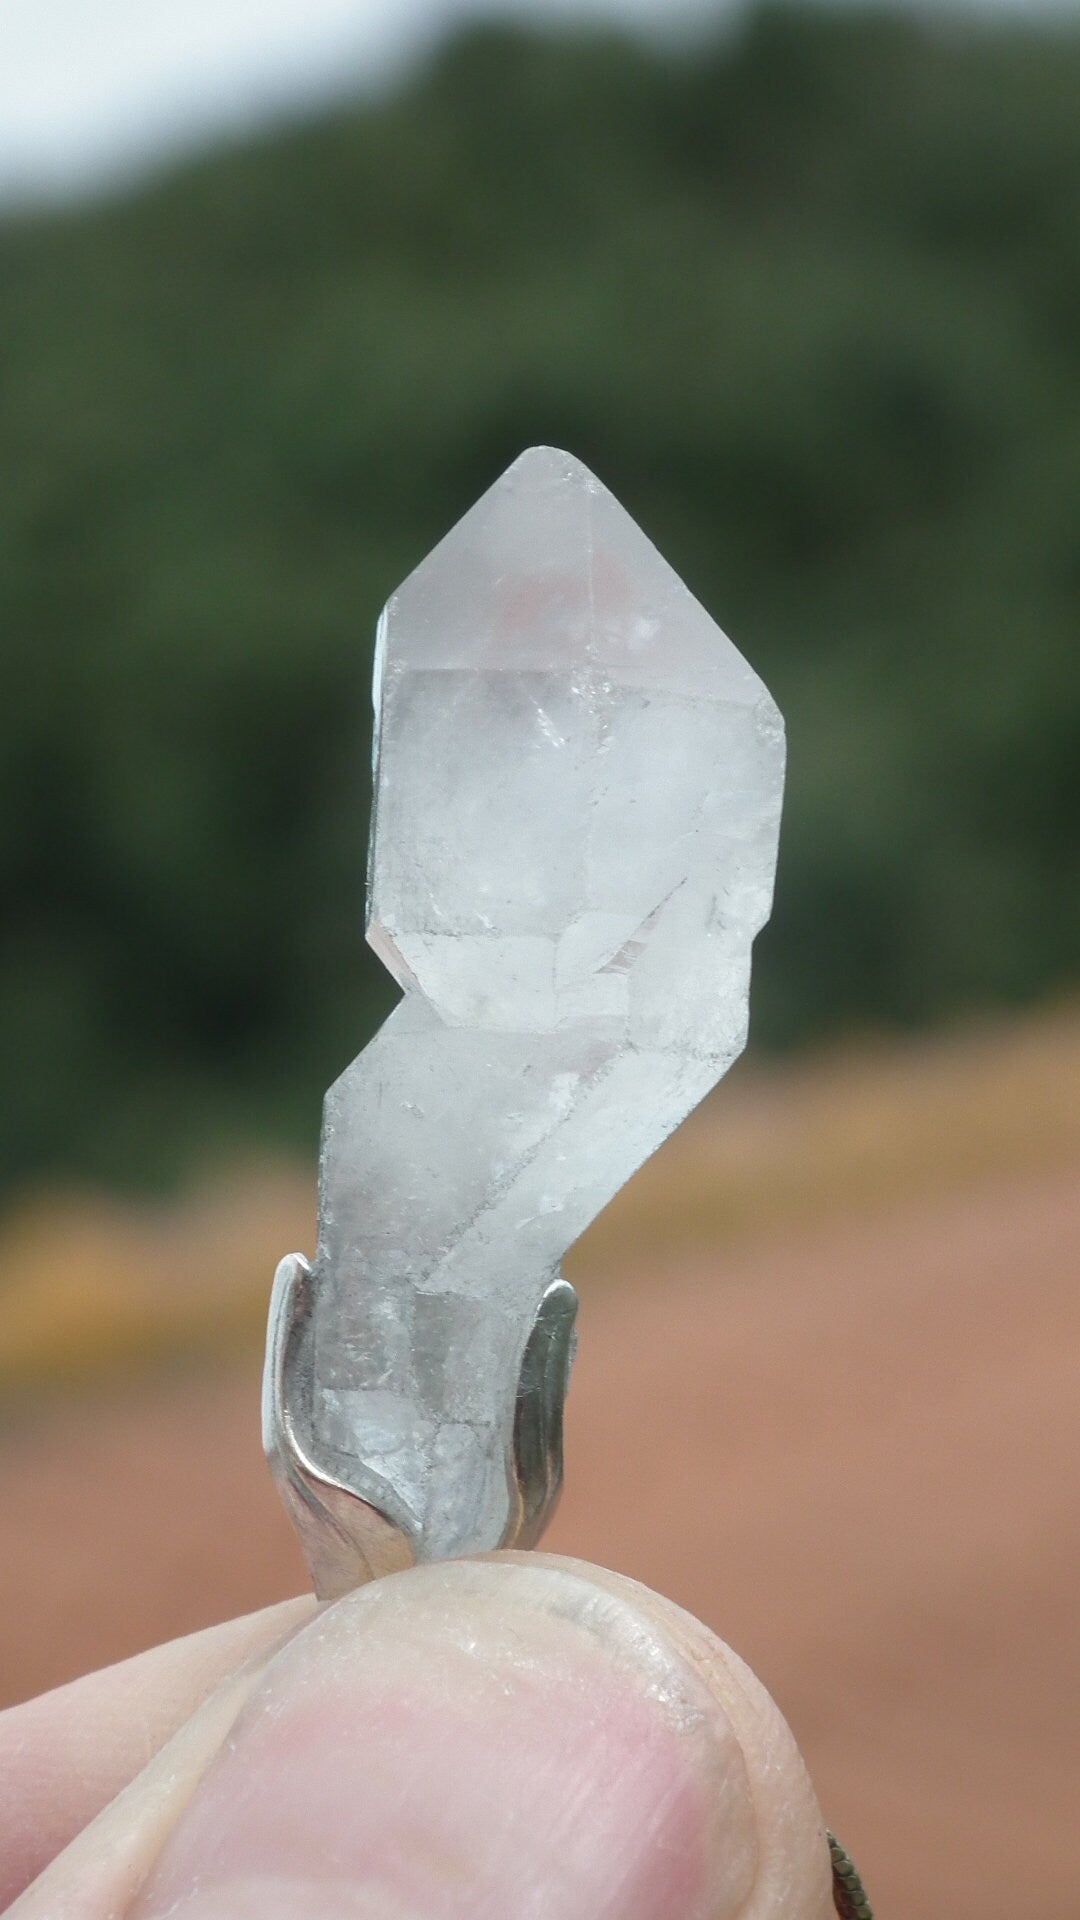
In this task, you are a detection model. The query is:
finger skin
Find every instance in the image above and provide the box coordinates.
[5,1647,283,1920]
[0,1597,316,1909]
[532,1558,833,1920]
[11,1556,833,1920]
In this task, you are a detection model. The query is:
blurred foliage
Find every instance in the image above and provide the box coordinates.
[2,5,1080,1192]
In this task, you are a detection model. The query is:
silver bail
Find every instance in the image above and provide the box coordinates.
[264,1251,577,1599]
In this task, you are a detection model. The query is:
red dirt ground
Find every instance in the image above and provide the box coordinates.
[1,1157,1078,1918]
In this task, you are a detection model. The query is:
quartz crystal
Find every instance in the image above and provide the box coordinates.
[309,447,785,1559]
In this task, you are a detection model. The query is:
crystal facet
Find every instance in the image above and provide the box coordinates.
[307,447,785,1561]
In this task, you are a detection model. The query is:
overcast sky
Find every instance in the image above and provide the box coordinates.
[2,0,1077,205]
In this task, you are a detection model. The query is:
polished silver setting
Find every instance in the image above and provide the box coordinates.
[263,1253,415,1598]
[263,1252,577,1600]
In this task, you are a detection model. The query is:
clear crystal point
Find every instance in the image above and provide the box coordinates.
[308,447,785,1558]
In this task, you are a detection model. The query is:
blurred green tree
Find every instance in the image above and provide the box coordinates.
[2,6,1079,1190]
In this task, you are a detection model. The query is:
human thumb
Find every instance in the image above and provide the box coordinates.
[15,1554,834,1920]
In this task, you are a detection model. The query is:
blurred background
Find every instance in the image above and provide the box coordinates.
[1,0,1079,1910]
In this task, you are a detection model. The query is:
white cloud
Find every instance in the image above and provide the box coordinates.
[0,0,427,199]
[0,0,1075,205]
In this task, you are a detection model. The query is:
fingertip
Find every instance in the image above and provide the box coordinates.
[131,1556,827,1920]
[524,1555,836,1920]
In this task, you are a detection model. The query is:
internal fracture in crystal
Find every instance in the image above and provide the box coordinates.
[307,447,785,1559]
